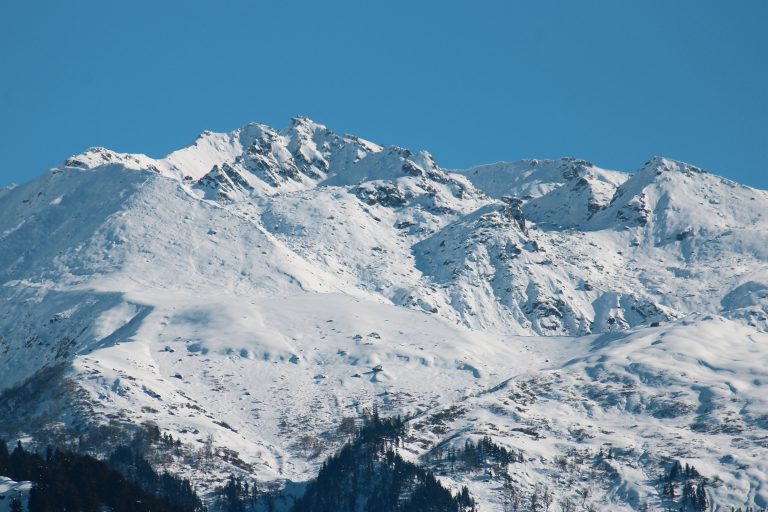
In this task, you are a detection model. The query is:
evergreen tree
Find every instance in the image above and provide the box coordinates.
[291,413,472,512]
[695,482,708,511]
[682,480,696,509]
[0,438,9,474]
[1,438,202,512]
[668,460,683,481]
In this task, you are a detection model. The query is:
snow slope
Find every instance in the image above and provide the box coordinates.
[0,117,766,509]
[0,477,30,512]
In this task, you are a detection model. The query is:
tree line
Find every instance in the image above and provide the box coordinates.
[213,408,477,512]
[0,438,203,512]
[290,410,475,512]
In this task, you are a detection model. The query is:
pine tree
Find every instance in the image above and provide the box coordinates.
[458,486,474,509]
[695,482,708,511]
[559,498,576,512]
[683,480,696,509]
[541,486,554,511]
[669,460,683,481]
[0,440,9,478]
[530,486,541,512]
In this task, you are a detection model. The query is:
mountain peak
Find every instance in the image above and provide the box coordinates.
[288,114,323,129]
[62,146,160,174]
[457,157,628,204]
[638,155,707,177]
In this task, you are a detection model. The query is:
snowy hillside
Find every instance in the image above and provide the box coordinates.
[0,477,30,512]
[0,117,766,510]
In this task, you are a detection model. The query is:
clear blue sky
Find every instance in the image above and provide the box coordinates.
[1,1,766,188]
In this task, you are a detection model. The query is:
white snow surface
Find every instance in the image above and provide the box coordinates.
[0,117,767,509]
[0,477,30,511]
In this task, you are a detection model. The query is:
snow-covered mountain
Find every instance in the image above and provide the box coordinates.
[1,117,766,510]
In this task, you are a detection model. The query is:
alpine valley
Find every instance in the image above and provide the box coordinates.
[0,117,766,511]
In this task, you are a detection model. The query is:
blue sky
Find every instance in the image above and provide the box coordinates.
[1,1,766,188]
